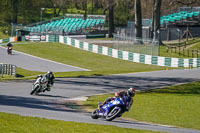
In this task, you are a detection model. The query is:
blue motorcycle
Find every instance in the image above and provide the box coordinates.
[91,96,132,121]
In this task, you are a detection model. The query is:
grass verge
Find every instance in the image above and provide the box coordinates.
[8,42,168,78]
[84,81,200,130]
[0,112,165,133]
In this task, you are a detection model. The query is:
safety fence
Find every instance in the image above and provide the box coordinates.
[58,36,200,68]
[0,64,17,77]
[113,34,159,56]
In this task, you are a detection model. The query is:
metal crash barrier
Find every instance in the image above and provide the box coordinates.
[0,64,17,77]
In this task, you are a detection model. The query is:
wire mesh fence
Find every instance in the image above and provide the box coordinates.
[113,34,159,56]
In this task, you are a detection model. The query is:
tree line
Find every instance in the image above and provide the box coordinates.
[0,0,199,39]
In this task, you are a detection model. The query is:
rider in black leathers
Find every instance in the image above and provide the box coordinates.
[37,71,55,91]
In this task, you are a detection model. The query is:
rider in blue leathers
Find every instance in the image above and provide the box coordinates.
[99,88,135,111]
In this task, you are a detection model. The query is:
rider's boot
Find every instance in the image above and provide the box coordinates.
[46,87,51,91]
[98,102,102,110]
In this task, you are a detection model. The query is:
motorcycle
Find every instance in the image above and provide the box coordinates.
[30,75,50,95]
[7,47,12,55]
[91,96,132,121]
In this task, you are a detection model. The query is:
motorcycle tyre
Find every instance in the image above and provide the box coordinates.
[30,85,40,95]
[106,107,122,121]
[91,109,99,119]
[7,49,12,55]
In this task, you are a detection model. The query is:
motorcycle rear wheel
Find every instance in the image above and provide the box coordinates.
[106,107,122,121]
[91,109,99,119]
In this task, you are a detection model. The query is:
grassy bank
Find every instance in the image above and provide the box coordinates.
[10,42,167,78]
[0,112,165,133]
[85,81,200,130]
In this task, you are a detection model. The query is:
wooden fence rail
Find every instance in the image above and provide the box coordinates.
[166,46,200,58]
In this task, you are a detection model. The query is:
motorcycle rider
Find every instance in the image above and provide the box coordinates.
[37,71,55,91]
[7,42,12,55]
[98,88,135,111]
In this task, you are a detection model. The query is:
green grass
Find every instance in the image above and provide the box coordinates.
[16,67,45,78]
[0,112,165,133]
[159,45,189,58]
[0,32,9,39]
[10,42,167,78]
[85,81,200,129]
[189,41,200,49]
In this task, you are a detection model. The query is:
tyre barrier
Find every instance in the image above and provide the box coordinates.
[0,64,17,77]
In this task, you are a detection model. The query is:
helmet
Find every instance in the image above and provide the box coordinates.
[127,88,135,97]
[47,71,53,79]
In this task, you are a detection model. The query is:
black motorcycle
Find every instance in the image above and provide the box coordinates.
[7,47,12,55]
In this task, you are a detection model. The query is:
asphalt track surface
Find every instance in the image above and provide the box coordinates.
[0,47,200,133]
[0,46,89,72]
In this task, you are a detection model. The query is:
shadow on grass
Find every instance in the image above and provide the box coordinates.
[16,74,24,78]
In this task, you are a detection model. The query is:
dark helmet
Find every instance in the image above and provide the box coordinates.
[127,87,135,97]
[47,71,53,79]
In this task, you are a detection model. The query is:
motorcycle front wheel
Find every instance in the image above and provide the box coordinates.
[91,109,99,119]
[106,107,122,121]
[30,84,40,95]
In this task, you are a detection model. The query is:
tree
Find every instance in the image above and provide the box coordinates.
[12,0,18,23]
[170,0,197,7]
[100,0,116,37]
[83,0,87,19]
[48,0,70,17]
[134,0,142,38]
[151,0,162,44]
[108,0,114,37]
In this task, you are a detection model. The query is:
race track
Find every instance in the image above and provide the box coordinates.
[0,47,200,133]
[0,46,89,72]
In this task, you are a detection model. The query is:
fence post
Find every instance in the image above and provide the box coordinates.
[0,64,2,78]
[179,47,180,55]
[192,50,194,58]
[185,42,186,48]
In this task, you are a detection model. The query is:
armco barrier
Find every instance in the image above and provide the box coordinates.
[58,35,200,68]
[0,64,17,77]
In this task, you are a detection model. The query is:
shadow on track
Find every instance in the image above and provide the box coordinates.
[36,93,69,99]
[55,76,197,91]
[0,95,77,113]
